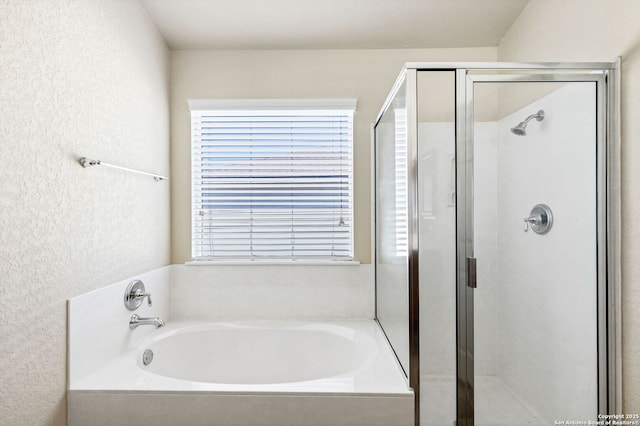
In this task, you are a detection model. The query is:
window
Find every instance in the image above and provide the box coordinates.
[189,99,356,262]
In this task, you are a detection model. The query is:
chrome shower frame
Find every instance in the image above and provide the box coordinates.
[373,60,621,426]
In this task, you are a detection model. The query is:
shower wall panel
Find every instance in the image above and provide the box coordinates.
[495,83,598,420]
[472,122,499,378]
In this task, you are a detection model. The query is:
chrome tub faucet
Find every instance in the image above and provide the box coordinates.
[129,313,165,330]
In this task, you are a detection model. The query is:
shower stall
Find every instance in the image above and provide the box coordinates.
[373,62,620,426]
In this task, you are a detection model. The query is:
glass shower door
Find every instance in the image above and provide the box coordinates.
[466,76,604,425]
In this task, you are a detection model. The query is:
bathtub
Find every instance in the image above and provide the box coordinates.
[68,320,414,426]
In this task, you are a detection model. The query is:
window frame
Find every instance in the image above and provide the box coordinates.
[188,98,357,263]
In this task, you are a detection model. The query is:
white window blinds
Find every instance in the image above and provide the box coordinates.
[190,99,356,261]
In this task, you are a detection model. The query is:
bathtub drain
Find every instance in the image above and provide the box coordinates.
[142,349,153,366]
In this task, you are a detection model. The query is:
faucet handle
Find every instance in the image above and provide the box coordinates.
[133,288,153,307]
[523,215,538,232]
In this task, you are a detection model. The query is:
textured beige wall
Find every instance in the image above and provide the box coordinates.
[170,47,497,264]
[0,1,170,425]
[498,0,640,411]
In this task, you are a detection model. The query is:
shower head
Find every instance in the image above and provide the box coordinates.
[510,109,545,136]
[510,122,528,136]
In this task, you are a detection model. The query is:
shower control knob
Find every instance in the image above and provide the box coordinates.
[523,204,553,235]
[124,279,153,310]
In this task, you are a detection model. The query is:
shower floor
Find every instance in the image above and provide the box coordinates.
[420,375,547,425]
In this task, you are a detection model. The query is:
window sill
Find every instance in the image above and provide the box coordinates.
[185,260,361,266]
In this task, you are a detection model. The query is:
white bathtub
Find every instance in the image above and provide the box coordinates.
[143,321,375,386]
[68,320,414,426]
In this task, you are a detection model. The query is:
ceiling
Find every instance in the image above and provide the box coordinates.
[140,0,530,50]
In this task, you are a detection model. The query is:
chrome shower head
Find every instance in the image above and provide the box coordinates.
[510,109,545,136]
[510,122,527,136]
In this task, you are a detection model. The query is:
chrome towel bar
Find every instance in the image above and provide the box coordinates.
[79,157,167,182]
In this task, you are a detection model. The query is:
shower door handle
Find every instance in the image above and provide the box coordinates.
[466,257,477,289]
